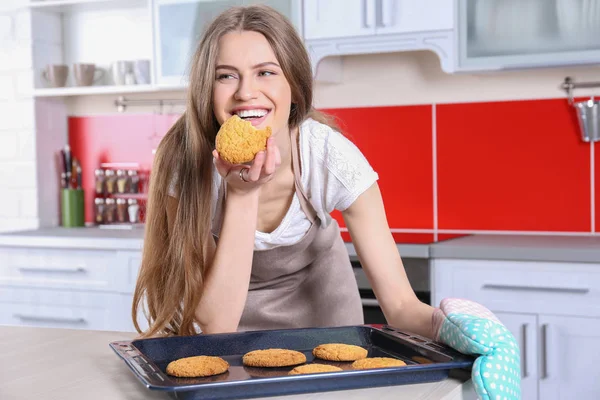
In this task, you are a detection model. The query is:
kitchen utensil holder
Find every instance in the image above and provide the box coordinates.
[561,76,600,143]
[61,188,85,227]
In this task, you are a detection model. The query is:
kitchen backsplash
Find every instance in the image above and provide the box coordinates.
[68,98,599,243]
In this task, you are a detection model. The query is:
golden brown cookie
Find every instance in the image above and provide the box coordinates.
[166,355,229,377]
[215,115,272,164]
[242,349,306,368]
[351,357,407,370]
[289,364,343,375]
[312,343,368,362]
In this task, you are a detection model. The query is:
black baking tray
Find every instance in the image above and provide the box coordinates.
[110,324,474,400]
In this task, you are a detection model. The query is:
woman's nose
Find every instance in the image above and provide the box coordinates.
[234,77,258,101]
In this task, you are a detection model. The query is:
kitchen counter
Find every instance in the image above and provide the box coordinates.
[0,227,430,258]
[431,234,600,263]
[0,227,144,250]
[1,326,475,400]
[2,227,598,263]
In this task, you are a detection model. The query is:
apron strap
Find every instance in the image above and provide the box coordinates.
[290,125,317,223]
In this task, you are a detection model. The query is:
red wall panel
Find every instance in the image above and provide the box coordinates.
[437,99,590,232]
[323,105,434,233]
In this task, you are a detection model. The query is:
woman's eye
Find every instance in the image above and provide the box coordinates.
[259,70,275,77]
[217,73,235,80]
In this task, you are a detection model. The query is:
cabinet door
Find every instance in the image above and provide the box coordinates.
[303,0,376,40]
[494,312,538,400]
[539,315,600,400]
[457,0,600,70]
[375,0,453,35]
[154,0,240,86]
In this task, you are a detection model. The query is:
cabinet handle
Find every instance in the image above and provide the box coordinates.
[541,324,549,379]
[375,0,384,27]
[14,314,86,324]
[18,266,86,274]
[362,0,372,28]
[482,284,589,294]
[520,323,528,378]
[361,298,380,307]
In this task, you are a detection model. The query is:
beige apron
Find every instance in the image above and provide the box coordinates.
[213,127,364,332]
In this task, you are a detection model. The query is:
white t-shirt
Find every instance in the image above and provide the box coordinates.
[169,118,379,250]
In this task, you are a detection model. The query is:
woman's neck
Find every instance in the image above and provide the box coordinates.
[273,125,295,177]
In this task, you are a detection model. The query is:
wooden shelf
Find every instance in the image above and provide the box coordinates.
[33,84,186,98]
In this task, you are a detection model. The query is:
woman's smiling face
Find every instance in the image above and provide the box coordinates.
[213,30,292,138]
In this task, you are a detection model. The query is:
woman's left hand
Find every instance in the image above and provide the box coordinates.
[433,298,522,400]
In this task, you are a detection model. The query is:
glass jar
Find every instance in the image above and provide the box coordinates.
[104,198,116,223]
[127,198,140,223]
[116,198,127,223]
[116,169,129,194]
[105,170,117,194]
[128,170,140,193]
[94,197,105,224]
[94,169,105,195]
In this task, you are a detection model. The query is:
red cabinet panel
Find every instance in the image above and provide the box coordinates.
[322,105,434,236]
[437,99,590,232]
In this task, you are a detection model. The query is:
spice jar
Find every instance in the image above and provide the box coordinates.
[116,169,129,194]
[104,198,116,223]
[116,198,127,223]
[105,170,116,194]
[94,169,105,195]
[128,170,139,193]
[94,197,105,224]
[127,198,140,223]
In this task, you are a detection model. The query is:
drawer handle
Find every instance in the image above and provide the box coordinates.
[14,314,86,324]
[361,298,380,307]
[18,266,86,274]
[482,284,589,294]
[541,324,549,379]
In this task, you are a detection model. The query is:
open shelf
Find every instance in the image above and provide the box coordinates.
[33,84,186,97]
[26,0,147,13]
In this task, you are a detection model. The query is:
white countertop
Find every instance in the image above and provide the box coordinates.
[2,228,598,263]
[1,326,475,400]
[431,234,600,263]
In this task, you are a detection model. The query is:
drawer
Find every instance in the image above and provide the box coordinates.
[0,287,132,331]
[0,247,118,291]
[432,259,600,317]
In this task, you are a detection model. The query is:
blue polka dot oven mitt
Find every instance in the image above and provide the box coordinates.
[432,298,521,400]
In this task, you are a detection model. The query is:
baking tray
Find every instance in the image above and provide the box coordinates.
[110,324,474,400]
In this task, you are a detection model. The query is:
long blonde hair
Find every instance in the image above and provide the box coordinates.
[132,5,340,337]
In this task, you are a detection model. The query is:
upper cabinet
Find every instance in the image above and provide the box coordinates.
[154,0,302,86]
[303,0,455,75]
[456,0,600,71]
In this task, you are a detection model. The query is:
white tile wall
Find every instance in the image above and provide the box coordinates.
[0,8,39,233]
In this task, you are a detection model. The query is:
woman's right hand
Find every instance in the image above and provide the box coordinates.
[213,137,281,194]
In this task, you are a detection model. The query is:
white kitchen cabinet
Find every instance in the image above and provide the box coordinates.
[303,0,455,76]
[153,0,302,86]
[538,315,600,400]
[432,258,600,399]
[0,246,143,332]
[303,0,376,40]
[374,0,453,35]
[494,312,538,400]
[456,0,600,71]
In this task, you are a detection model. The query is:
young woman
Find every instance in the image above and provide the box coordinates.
[133,6,520,399]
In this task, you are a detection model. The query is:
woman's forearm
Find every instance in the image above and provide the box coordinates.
[195,189,259,333]
[388,300,435,339]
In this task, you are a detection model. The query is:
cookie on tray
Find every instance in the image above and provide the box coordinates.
[242,348,306,367]
[312,343,368,362]
[166,355,229,377]
[215,115,272,164]
[288,364,343,375]
[351,357,407,370]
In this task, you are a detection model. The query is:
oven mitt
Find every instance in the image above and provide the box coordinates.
[432,298,521,400]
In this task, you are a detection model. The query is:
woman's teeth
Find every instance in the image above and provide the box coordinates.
[236,109,268,119]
